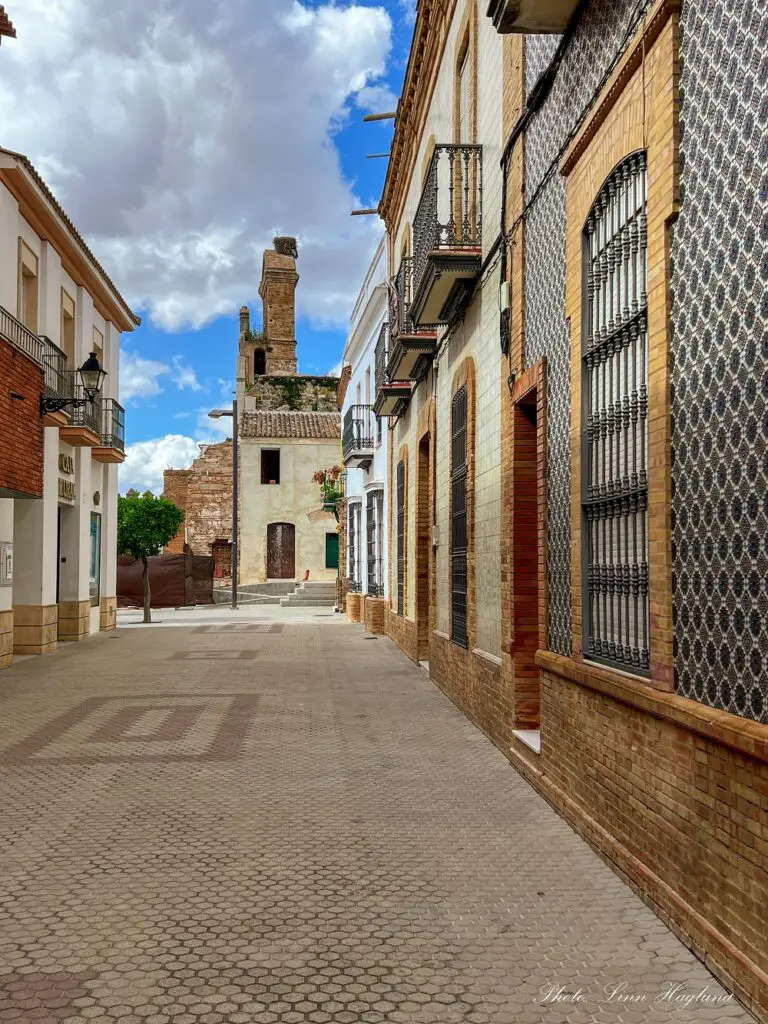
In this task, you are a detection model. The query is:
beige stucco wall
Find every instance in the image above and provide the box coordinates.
[239,436,341,583]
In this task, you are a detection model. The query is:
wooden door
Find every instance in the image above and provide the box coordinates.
[267,523,295,579]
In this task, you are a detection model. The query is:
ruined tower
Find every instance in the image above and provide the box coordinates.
[258,235,299,377]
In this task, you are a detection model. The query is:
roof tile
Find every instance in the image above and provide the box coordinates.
[241,410,341,440]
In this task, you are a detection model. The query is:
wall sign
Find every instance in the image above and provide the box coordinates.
[58,479,76,502]
[58,454,74,475]
[93,491,101,506]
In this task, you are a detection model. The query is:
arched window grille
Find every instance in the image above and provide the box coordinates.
[582,152,649,672]
[451,386,468,648]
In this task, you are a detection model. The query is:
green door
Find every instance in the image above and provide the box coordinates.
[325,532,339,570]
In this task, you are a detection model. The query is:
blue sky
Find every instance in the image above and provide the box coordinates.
[0,0,416,491]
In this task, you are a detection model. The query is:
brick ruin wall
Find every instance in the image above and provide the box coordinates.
[163,441,233,566]
[245,376,338,412]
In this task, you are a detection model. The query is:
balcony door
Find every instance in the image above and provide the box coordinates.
[458,49,471,145]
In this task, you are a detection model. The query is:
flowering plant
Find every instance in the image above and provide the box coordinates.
[313,466,343,505]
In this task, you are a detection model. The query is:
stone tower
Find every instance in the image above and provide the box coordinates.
[258,236,299,377]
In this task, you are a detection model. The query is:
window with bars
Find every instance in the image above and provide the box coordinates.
[451,387,468,647]
[366,489,384,596]
[582,152,649,673]
[348,502,362,592]
[396,461,405,616]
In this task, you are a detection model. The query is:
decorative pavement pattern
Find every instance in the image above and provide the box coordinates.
[0,621,755,1024]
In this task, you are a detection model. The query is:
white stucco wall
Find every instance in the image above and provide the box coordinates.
[239,437,342,583]
[388,5,503,657]
[0,173,126,636]
[341,237,390,597]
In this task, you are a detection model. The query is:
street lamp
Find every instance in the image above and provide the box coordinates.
[40,351,107,415]
[208,399,239,610]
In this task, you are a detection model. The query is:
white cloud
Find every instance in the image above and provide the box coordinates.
[120,352,170,402]
[119,434,203,494]
[1,0,392,331]
[327,361,343,377]
[354,84,398,114]
[171,356,202,392]
[120,350,205,402]
[173,411,192,419]
[400,0,417,25]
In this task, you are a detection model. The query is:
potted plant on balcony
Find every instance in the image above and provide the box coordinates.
[313,466,343,518]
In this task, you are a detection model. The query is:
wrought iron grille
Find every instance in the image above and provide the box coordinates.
[68,375,102,435]
[451,387,468,648]
[347,501,362,592]
[343,404,374,459]
[583,152,649,673]
[102,399,125,451]
[389,258,416,338]
[0,305,45,365]
[366,489,384,597]
[413,144,482,307]
[396,460,405,616]
[40,337,69,402]
[375,322,389,392]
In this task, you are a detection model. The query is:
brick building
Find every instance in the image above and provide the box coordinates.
[164,237,341,585]
[361,0,768,1018]
[0,148,137,668]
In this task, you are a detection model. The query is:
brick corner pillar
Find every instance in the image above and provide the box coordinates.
[364,596,387,635]
[346,592,363,624]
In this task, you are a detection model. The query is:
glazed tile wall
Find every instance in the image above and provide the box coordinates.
[670,0,768,721]
[524,0,654,657]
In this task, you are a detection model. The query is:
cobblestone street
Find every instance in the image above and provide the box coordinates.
[0,618,754,1024]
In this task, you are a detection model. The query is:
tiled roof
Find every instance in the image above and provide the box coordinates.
[0,7,16,41]
[241,410,341,440]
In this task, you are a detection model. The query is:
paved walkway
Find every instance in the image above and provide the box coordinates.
[0,619,753,1024]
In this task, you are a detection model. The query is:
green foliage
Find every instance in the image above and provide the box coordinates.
[277,377,304,410]
[118,492,185,562]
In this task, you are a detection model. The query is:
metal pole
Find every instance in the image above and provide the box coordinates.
[231,398,238,611]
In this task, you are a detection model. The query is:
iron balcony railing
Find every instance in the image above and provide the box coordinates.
[389,257,417,339]
[343,404,374,460]
[40,336,71,404]
[375,322,390,392]
[0,305,46,365]
[68,374,102,435]
[412,143,483,305]
[101,398,126,451]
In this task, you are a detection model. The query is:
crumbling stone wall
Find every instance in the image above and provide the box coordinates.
[163,441,233,573]
[245,375,337,412]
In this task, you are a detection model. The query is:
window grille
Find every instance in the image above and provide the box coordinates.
[396,461,405,616]
[451,387,468,647]
[348,502,362,593]
[583,152,649,672]
[366,490,384,596]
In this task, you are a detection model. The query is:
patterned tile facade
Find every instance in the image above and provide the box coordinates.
[524,0,654,657]
[671,0,768,720]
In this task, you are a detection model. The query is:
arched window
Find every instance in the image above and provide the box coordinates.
[582,152,649,672]
[253,348,266,375]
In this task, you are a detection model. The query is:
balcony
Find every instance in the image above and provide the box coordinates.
[373,322,411,419]
[343,405,375,470]
[59,374,101,447]
[39,336,73,427]
[386,257,438,382]
[487,0,580,33]
[411,144,482,329]
[93,399,126,464]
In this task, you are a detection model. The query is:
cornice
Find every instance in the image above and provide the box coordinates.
[380,0,457,237]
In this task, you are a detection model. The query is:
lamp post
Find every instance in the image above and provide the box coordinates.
[208,399,238,610]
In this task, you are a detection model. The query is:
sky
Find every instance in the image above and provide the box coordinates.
[0,0,417,492]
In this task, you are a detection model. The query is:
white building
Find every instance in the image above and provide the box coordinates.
[0,148,138,667]
[340,237,390,621]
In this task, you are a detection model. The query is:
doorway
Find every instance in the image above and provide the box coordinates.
[512,388,540,730]
[212,540,232,579]
[416,433,432,662]
[267,522,295,579]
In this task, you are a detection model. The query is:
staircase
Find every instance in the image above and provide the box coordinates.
[280,580,337,607]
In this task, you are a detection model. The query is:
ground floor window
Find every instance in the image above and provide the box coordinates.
[366,489,384,597]
[347,502,362,592]
[451,388,468,647]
